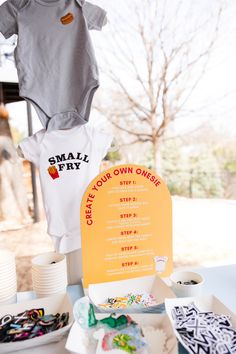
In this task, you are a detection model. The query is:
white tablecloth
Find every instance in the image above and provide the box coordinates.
[8,265,236,354]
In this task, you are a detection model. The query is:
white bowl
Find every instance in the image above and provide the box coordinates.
[170,271,204,297]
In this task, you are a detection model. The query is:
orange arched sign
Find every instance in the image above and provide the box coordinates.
[81,164,172,288]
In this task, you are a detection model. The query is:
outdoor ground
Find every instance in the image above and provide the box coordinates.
[0,197,235,291]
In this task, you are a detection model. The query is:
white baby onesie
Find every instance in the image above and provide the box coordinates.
[0,0,107,131]
[19,125,113,253]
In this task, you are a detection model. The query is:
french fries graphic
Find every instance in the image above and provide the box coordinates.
[48,166,59,180]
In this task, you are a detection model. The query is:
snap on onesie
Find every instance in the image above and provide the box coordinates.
[0,0,107,131]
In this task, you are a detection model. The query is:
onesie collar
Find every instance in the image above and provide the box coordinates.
[35,0,64,6]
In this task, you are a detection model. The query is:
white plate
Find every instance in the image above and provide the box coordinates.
[66,312,178,354]
[165,295,236,354]
[0,293,73,354]
[88,275,175,312]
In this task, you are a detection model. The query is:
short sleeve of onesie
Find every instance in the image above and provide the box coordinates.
[0,0,18,39]
[19,130,45,167]
[83,2,107,31]
[0,0,29,38]
[93,129,113,159]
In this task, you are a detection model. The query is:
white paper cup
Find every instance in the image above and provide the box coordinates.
[32,261,66,270]
[33,286,67,297]
[0,283,17,294]
[32,252,68,298]
[33,278,67,287]
[0,274,17,283]
[0,250,17,301]
[32,266,66,276]
[0,266,16,273]
[32,252,66,267]
[0,293,17,301]
[0,293,17,305]
[34,284,67,293]
[35,288,67,298]
[32,282,67,291]
[33,276,67,285]
[0,250,15,262]
[32,269,67,280]
[0,283,17,295]
[0,269,15,278]
[32,271,67,279]
[0,277,17,286]
[0,260,15,269]
[32,273,67,281]
[37,273,66,280]
[170,271,204,297]
[0,282,16,290]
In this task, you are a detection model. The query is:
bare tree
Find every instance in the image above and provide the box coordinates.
[94,0,222,172]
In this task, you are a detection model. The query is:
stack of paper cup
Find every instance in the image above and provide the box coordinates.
[0,250,17,304]
[32,252,68,298]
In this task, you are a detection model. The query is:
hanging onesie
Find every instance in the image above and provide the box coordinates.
[0,0,107,131]
[19,125,113,253]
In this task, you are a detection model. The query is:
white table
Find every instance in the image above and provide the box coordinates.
[194,264,236,314]
[14,264,236,354]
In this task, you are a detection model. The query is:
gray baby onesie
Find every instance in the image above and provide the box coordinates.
[0,0,106,131]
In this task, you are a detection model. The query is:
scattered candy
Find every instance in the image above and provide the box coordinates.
[98,293,158,310]
[171,303,236,354]
[0,308,69,342]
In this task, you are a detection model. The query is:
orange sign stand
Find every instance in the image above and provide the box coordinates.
[81,164,172,288]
